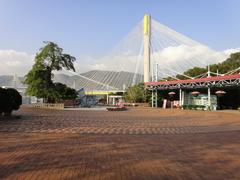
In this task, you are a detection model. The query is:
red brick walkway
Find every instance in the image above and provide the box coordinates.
[0,107,240,179]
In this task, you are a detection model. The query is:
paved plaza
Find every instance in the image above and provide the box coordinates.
[0,106,240,179]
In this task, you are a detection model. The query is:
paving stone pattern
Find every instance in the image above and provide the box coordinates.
[0,107,240,179]
[0,107,240,135]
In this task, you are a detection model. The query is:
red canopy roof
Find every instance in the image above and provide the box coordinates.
[145,74,240,86]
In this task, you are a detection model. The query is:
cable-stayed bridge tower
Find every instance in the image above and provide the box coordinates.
[143,14,151,83]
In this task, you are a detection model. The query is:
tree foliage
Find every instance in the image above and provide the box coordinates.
[210,52,240,74]
[35,41,76,71]
[25,42,77,102]
[54,83,78,100]
[124,83,149,103]
[124,83,163,106]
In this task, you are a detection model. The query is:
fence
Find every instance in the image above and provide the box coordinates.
[32,103,64,109]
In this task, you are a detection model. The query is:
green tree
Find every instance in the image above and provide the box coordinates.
[124,83,163,106]
[25,41,77,102]
[124,83,149,103]
[183,67,206,78]
[217,52,240,74]
[54,83,78,100]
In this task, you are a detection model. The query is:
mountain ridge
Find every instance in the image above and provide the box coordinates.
[0,70,143,91]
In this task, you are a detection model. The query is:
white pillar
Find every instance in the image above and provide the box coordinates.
[14,74,18,89]
[143,14,151,83]
[155,63,159,82]
[155,90,158,108]
[208,87,211,110]
[73,80,76,89]
[151,90,154,107]
[155,63,158,108]
[207,64,211,110]
[207,64,210,77]
[106,94,109,105]
[179,89,182,106]
[182,90,185,106]
[113,97,115,106]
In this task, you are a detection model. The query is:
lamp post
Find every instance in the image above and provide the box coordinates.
[215,90,226,97]
[215,90,226,110]
[191,91,200,97]
[168,92,176,109]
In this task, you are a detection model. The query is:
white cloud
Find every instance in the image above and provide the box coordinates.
[0,50,34,76]
[152,45,228,75]
[74,55,100,73]
[0,46,239,77]
[88,45,240,77]
[223,47,240,56]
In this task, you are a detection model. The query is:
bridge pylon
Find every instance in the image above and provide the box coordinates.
[143,14,151,83]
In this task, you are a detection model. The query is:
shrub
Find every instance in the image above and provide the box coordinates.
[182,104,206,110]
[0,88,22,116]
[0,88,5,116]
[54,82,78,101]
[198,105,205,110]
[182,104,187,109]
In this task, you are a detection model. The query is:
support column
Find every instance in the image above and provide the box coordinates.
[179,89,182,106]
[155,63,158,108]
[155,90,158,107]
[208,87,211,110]
[143,14,151,83]
[113,97,115,106]
[182,90,185,106]
[151,90,154,108]
[207,64,211,110]
[73,80,76,89]
[106,93,109,105]
[13,74,18,89]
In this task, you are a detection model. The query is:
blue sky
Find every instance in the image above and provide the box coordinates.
[0,0,240,57]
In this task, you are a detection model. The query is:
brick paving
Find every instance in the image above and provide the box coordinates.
[0,106,240,179]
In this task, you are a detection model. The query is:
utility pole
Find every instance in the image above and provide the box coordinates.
[155,63,158,107]
[73,80,76,89]
[13,74,17,89]
[151,61,154,108]
[207,64,211,110]
[179,88,182,106]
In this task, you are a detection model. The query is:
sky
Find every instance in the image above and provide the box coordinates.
[0,0,240,75]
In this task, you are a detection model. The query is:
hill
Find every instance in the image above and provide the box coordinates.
[161,52,240,81]
[0,70,143,91]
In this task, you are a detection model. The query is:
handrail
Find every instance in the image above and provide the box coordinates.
[32,103,64,109]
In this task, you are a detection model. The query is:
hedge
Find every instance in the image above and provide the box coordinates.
[182,104,205,110]
[0,87,22,116]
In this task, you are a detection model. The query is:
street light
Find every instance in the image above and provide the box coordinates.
[168,91,176,97]
[168,92,175,109]
[215,90,226,97]
[191,91,200,97]
[215,90,226,110]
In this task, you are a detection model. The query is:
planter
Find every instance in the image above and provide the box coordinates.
[107,107,127,111]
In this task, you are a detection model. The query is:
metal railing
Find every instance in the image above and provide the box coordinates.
[32,103,64,109]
